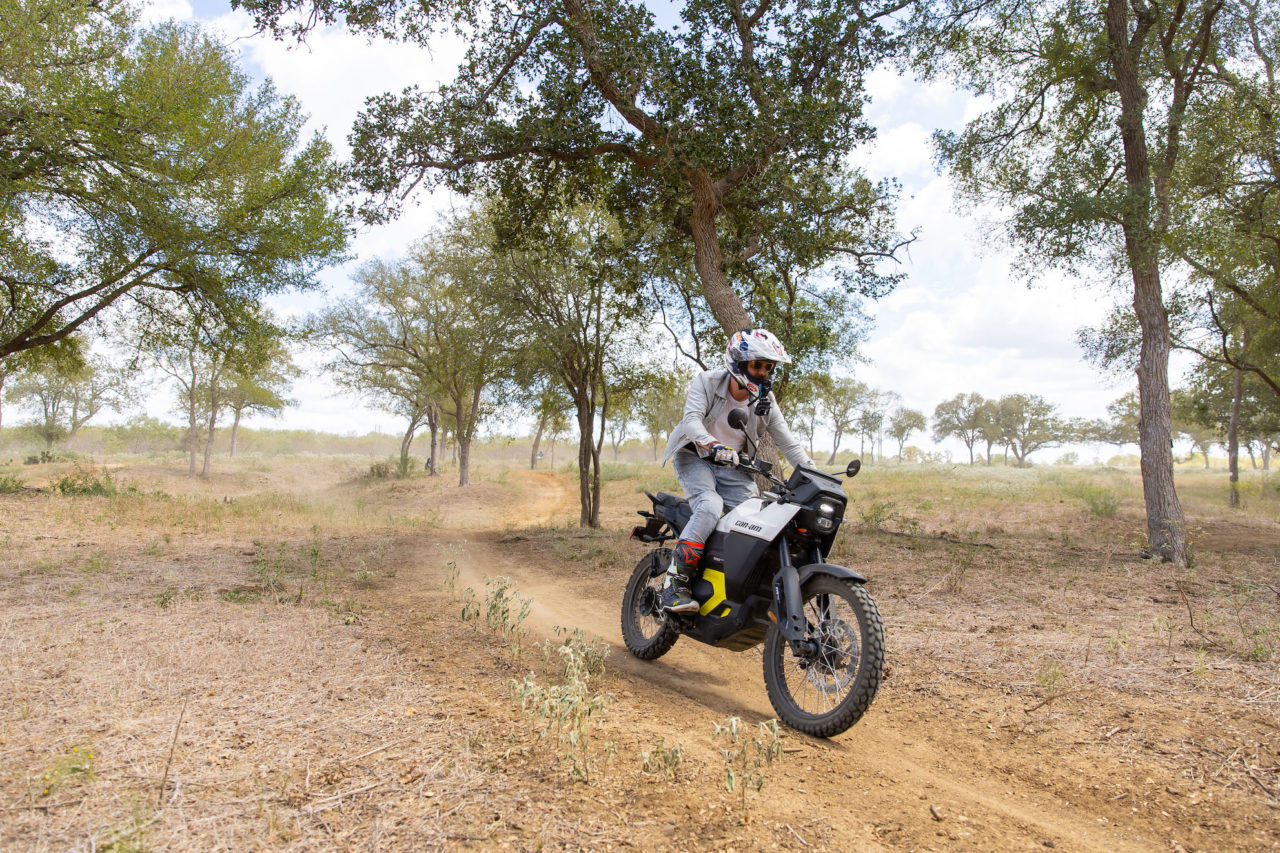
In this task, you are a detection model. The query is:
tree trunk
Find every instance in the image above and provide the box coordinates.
[230,407,242,457]
[1228,366,1241,508]
[398,422,416,477]
[1108,0,1187,563]
[531,415,546,470]
[457,436,471,486]
[426,408,439,476]
[687,169,753,332]
[201,408,217,478]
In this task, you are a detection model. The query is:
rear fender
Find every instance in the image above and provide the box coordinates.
[797,563,867,586]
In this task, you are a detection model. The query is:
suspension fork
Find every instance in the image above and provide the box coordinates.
[771,540,818,656]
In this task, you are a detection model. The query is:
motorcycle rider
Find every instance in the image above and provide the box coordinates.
[660,329,815,613]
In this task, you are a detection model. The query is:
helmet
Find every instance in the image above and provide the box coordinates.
[725,328,790,394]
[725,328,791,369]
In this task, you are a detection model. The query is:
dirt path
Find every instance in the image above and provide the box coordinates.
[374,470,1279,852]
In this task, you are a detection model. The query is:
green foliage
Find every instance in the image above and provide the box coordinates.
[38,745,95,797]
[712,717,784,811]
[511,628,612,782]
[0,472,25,493]
[640,737,685,780]
[53,466,117,497]
[0,1,348,361]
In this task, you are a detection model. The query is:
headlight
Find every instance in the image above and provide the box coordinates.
[817,502,836,517]
[815,502,836,531]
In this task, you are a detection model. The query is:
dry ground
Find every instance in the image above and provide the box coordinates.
[1,454,1278,851]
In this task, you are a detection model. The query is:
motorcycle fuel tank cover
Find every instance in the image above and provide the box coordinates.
[716,498,801,541]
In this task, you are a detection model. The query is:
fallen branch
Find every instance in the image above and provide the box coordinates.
[158,698,188,808]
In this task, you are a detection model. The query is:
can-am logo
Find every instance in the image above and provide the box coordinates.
[734,520,763,533]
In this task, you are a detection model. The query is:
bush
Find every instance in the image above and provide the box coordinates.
[53,466,117,497]
[0,473,26,493]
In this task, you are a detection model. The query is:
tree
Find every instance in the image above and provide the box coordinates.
[498,203,648,527]
[527,383,573,470]
[815,377,868,464]
[6,343,127,449]
[932,392,986,464]
[144,301,254,477]
[918,0,1264,561]
[888,407,927,461]
[238,0,912,343]
[782,374,824,461]
[0,4,348,361]
[855,389,895,462]
[994,394,1063,467]
[315,234,515,486]
[634,367,688,461]
[225,330,299,457]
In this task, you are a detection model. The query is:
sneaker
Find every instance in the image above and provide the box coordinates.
[661,573,700,614]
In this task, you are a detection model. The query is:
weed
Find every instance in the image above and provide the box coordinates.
[157,586,178,609]
[368,460,394,479]
[712,717,784,812]
[856,500,919,534]
[1105,631,1130,660]
[510,631,612,782]
[460,588,481,627]
[1036,660,1070,695]
[484,575,533,654]
[640,737,684,779]
[54,465,117,497]
[442,559,460,598]
[219,587,262,604]
[0,472,26,493]
[81,552,112,574]
[39,745,95,797]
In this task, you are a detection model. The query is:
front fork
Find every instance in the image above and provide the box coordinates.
[771,540,819,656]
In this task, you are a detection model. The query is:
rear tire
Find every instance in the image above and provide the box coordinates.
[763,574,883,737]
[621,549,679,660]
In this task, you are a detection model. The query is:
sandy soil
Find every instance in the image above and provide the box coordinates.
[1,459,1278,851]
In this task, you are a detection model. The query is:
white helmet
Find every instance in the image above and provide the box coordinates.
[725,328,791,368]
[725,328,791,393]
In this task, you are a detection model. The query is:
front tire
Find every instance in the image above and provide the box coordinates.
[763,575,884,738]
[621,549,679,660]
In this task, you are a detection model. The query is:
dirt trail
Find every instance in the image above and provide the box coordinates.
[377,469,1278,852]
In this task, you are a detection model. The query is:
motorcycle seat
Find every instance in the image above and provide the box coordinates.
[653,491,692,532]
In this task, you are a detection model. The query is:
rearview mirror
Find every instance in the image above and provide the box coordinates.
[727,408,749,430]
[846,460,861,478]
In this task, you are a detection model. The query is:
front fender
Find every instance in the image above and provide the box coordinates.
[797,563,867,586]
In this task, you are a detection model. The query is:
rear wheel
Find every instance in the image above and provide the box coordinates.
[621,549,679,660]
[763,575,883,738]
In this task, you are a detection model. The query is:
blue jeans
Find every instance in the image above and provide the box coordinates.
[671,449,759,545]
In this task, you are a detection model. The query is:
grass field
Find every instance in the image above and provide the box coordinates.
[1,450,1277,850]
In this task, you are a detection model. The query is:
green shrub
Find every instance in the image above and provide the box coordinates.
[54,466,117,497]
[0,473,26,493]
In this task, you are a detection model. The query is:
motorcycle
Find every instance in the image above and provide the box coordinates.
[622,408,884,738]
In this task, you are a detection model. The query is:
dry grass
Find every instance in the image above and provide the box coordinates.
[2,452,1279,850]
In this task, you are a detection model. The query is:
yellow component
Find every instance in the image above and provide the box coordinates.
[717,606,731,618]
[699,569,728,616]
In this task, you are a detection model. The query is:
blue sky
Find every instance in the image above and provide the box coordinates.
[142,0,1158,459]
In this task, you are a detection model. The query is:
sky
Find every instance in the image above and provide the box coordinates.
[143,0,1161,458]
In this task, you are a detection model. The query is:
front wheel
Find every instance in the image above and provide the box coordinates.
[621,549,679,660]
[763,575,884,738]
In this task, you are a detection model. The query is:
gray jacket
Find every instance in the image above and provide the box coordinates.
[662,368,813,469]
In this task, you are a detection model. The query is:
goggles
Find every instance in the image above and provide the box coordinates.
[745,360,777,374]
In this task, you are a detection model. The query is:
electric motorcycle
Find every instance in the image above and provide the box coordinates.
[622,409,884,737]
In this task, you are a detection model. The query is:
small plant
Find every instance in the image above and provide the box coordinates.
[54,465,117,497]
[157,586,178,609]
[510,627,613,781]
[712,717,784,813]
[640,737,684,779]
[1036,660,1070,695]
[856,500,919,534]
[368,460,393,479]
[39,745,95,797]
[0,472,26,493]
[442,559,460,597]
[459,587,481,626]
[484,575,533,654]
[1064,481,1120,517]
[1105,631,1130,660]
